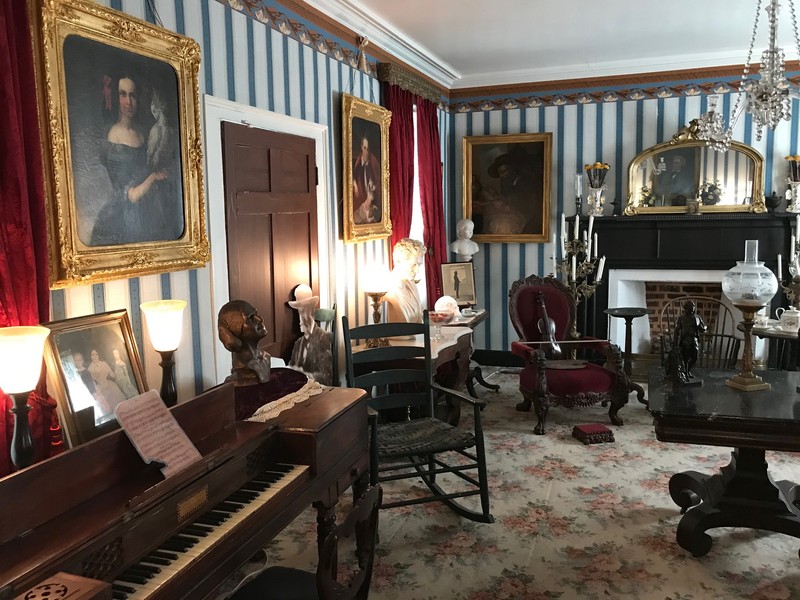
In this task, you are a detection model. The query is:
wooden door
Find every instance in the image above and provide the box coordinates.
[222,122,318,361]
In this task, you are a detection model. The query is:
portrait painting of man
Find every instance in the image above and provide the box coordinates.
[351,117,383,225]
[651,147,699,207]
[463,133,552,244]
[341,93,391,243]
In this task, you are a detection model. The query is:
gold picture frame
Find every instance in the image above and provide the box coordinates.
[42,309,147,447]
[342,93,392,243]
[30,0,210,288]
[463,132,552,244]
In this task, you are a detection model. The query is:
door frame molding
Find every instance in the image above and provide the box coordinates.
[203,95,332,384]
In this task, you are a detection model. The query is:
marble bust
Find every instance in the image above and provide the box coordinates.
[450,218,479,262]
[385,238,426,324]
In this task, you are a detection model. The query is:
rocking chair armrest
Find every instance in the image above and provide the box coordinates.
[430,381,487,409]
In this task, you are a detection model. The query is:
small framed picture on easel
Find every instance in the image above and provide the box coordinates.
[441,262,476,307]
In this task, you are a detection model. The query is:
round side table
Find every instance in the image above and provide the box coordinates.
[605,307,650,404]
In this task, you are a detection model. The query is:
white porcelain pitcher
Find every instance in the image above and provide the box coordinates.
[776,306,800,331]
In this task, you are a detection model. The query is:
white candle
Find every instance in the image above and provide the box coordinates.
[593,233,598,258]
[560,213,566,243]
[573,217,579,240]
[778,253,783,281]
[588,215,594,239]
[586,237,592,261]
[575,173,583,198]
[551,234,557,275]
[792,234,796,258]
[571,255,577,280]
[597,256,606,281]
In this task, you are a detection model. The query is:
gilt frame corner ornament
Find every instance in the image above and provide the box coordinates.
[342,93,392,243]
[31,0,209,288]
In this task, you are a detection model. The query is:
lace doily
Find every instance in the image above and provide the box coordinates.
[245,379,325,423]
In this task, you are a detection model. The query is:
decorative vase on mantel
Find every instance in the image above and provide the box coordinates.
[721,240,778,391]
[584,162,609,217]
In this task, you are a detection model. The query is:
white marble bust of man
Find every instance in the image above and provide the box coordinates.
[450,218,479,262]
[385,238,426,324]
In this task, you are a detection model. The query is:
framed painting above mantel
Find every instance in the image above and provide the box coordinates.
[29,0,210,288]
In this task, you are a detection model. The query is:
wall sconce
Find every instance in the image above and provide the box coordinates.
[0,326,50,469]
[140,300,186,407]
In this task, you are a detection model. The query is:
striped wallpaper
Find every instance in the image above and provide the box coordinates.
[46,0,800,400]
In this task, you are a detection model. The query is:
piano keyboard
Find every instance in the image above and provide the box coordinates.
[110,463,309,600]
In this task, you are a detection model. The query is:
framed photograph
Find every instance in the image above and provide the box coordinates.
[649,146,701,207]
[441,262,476,307]
[463,132,552,243]
[30,0,210,288]
[43,310,147,447]
[342,93,392,243]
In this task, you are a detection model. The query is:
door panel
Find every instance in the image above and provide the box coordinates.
[222,122,318,361]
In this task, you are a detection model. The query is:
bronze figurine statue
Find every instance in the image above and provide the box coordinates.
[218,300,271,385]
[665,300,706,385]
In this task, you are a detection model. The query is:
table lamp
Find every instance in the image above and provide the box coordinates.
[0,326,50,469]
[141,300,187,407]
[721,240,778,391]
[363,264,391,348]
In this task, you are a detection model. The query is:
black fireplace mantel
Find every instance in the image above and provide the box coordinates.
[582,213,792,339]
[587,213,789,271]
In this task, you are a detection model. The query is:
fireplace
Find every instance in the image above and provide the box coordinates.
[584,213,789,357]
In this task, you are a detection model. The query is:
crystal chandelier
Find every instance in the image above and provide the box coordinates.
[697,0,800,152]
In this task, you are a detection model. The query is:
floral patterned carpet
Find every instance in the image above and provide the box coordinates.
[242,371,800,600]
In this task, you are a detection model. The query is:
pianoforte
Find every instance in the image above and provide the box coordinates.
[0,382,367,600]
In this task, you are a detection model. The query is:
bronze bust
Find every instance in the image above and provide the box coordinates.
[218,300,271,385]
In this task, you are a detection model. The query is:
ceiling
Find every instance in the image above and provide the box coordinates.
[302,0,796,90]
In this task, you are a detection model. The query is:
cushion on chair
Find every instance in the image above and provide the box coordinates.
[519,362,616,397]
[231,565,318,600]
[377,417,476,458]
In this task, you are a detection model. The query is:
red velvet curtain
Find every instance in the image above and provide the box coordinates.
[382,83,415,266]
[0,1,63,475]
[415,97,447,304]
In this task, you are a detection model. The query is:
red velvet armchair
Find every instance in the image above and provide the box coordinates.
[509,274,630,435]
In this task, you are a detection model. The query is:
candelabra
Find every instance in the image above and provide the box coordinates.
[556,234,606,338]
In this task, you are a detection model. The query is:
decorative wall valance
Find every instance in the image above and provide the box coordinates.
[376,63,443,105]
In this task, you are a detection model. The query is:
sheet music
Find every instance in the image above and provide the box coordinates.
[115,390,202,478]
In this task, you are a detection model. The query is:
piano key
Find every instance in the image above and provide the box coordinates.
[118,464,308,599]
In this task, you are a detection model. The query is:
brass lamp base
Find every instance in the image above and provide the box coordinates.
[725,373,771,392]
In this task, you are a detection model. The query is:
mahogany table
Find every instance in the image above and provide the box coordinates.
[446,309,501,397]
[648,367,800,558]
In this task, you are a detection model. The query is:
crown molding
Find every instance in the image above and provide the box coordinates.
[300,0,460,87]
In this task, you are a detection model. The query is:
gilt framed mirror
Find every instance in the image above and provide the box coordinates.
[624,122,766,215]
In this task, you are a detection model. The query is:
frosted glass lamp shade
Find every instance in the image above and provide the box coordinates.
[0,326,50,394]
[721,240,778,308]
[141,300,187,351]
